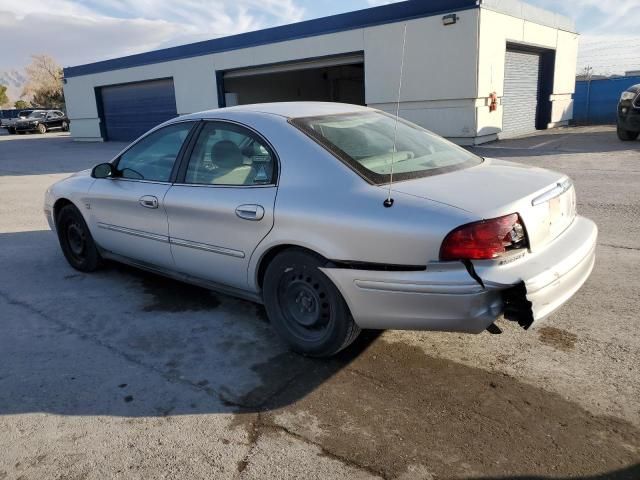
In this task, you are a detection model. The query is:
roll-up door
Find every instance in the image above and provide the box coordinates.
[99,78,177,142]
[502,49,542,137]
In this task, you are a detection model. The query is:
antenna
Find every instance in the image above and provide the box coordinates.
[384,22,408,208]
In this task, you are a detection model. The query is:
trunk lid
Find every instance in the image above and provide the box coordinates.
[388,158,577,251]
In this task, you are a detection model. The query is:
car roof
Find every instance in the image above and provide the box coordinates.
[185,102,373,120]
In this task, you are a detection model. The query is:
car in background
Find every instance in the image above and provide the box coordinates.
[14,110,69,134]
[1,109,35,134]
[617,84,640,141]
[44,102,597,357]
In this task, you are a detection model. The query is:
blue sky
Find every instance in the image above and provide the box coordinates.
[0,0,639,76]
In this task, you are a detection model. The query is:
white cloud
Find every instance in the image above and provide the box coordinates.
[0,0,304,71]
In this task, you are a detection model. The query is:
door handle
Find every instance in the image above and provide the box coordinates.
[139,195,159,209]
[235,204,265,221]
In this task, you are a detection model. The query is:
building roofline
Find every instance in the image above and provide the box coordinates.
[63,0,478,78]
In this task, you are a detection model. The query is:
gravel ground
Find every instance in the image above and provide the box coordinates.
[0,126,638,479]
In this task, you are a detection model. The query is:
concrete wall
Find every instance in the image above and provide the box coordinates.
[475,8,579,141]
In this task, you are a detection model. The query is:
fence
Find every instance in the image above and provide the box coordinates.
[574,75,640,124]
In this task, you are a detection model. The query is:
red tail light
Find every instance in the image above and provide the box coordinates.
[440,213,527,261]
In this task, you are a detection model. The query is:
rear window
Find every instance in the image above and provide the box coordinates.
[291,110,482,184]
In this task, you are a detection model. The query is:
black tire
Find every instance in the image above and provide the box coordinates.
[56,204,102,272]
[37,123,47,134]
[17,131,25,135]
[62,121,69,132]
[7,127,15,134]
[617,126,639,141]
[263,249,361,357]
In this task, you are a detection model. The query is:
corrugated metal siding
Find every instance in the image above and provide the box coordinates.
[100,79,177,142]
[502,50,541,137]
[574,76,640,124]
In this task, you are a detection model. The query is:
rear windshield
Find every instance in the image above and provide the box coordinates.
[291,111,481,184]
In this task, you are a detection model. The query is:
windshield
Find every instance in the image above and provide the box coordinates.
[291,111,482,184]
[27,111,47,119]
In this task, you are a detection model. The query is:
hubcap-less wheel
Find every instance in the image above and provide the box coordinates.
[66,222,87,262]
[278,268,333,343]
[263,249,361,357]
[56,204,102,272]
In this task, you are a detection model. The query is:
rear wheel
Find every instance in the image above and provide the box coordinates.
[263,249,361,357]
[617,126,639,141]
[56,204,102,272]
[62,121,69,132]
[7,127,15,134]
[37,123,47,134]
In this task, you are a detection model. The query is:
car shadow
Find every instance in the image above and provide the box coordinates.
[469,127,636,158]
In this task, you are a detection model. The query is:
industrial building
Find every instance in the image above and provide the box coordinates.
[62,0,578,144]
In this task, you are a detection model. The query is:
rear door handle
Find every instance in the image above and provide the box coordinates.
[236,204,264,221]
[139,195,159,209]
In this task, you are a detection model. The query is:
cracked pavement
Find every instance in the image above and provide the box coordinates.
[0,127,639,479]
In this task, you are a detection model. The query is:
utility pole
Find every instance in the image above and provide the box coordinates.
[584,66,593,125]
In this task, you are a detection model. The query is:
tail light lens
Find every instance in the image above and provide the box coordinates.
[440,213,527,261]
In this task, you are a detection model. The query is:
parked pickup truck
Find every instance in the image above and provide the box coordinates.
[14,110,70,134]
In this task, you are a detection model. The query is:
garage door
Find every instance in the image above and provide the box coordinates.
[100,78,177,142]
[502,50,541,138]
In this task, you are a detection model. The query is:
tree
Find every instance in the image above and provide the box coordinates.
[0,85,10,108]
[14,100,31,109]
[21,55,65,109]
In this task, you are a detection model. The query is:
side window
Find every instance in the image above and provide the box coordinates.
[117,122,193,182]
[185,121,275,186]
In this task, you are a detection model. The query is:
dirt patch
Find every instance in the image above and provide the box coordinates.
[538,326,578,352]
[234,338,640,480]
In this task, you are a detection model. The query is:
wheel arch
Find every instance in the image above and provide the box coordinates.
[53,198,79,223]
[255,244,329,290]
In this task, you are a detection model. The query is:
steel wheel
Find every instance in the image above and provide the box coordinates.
[263,249,361,357]
[276,266,334,345]
[56,204,102,272]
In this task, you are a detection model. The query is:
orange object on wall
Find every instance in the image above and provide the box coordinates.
[489,92,498,112]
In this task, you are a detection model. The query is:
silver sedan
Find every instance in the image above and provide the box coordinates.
[44,102,597,357]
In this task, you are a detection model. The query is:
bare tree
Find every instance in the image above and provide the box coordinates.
[21,55,65,109]
[0,85,10,108]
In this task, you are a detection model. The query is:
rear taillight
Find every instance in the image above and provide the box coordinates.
[440,213,527,261]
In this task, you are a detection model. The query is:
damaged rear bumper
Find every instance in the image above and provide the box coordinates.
[320,215,597,333]
[480,215,597,328]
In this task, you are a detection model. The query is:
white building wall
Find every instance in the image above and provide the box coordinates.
[475,8,579,140]
[63,10,480,142]
[63,3,576,144]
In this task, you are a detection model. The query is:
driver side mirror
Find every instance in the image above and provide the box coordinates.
[91,163,115,179]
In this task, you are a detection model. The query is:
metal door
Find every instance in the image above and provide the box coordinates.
[502,49,542,137]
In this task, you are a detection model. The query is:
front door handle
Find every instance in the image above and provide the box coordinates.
[139,195,159,209]
[236,204,264,221]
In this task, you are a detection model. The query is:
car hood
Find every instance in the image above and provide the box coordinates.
[386,158,574,251]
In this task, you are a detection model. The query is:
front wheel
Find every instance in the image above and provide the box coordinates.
[7,127,15,134]
[62,121,69,132]
[56,204,102,272]
[263,249,361,357]
[617,126,639,141]
[37,123,47,134]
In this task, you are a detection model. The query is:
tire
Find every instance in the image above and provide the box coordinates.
[37,123,47,134]
[62,121,69,132]
[617,126,639,141]
[7,127,15,134]
[17,131,25,135]
[263,249,361,357]
[56,204,102,272]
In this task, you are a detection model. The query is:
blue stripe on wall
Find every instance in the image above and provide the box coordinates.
[64,0,477,78]
[574,76,640,124]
